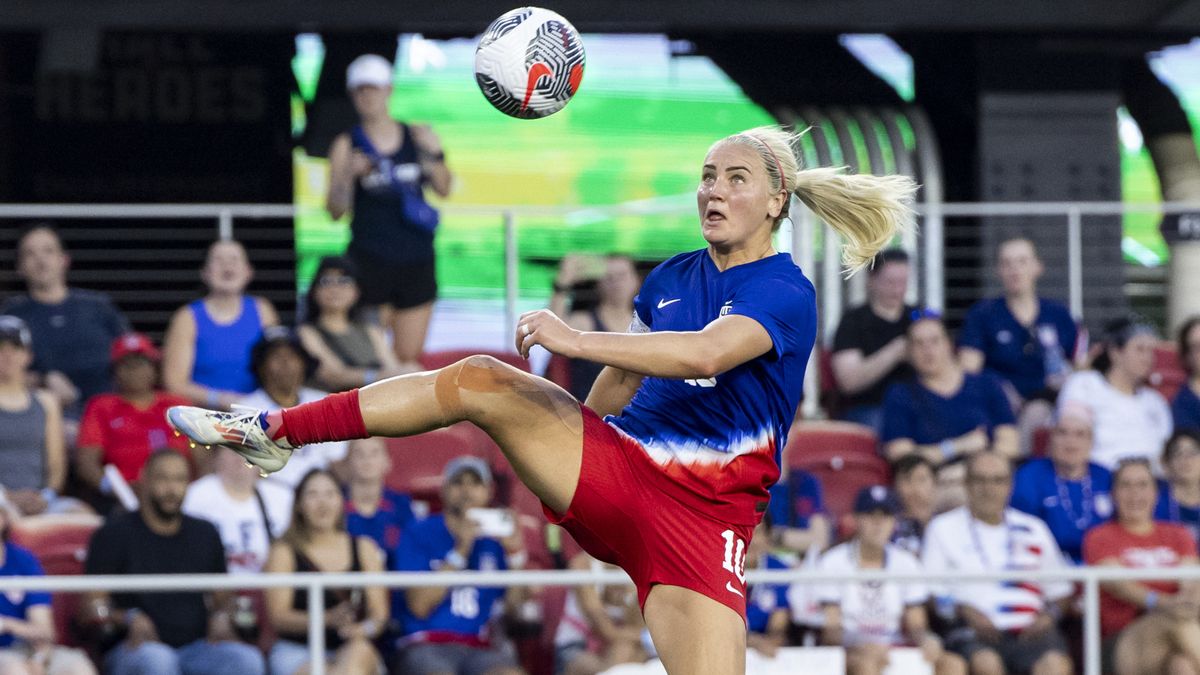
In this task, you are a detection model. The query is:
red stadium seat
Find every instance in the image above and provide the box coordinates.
[783,420,879,471]
[9,514,104,647]
[1150,343,1186,402]
[1032,426,1053,458]
[419,349,531,373]
[785,422,888,520]
[385,422,496,504]
[817,346,844,417]
[545,354,572,393]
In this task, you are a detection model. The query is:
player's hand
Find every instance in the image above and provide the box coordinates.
[516,309,580,359]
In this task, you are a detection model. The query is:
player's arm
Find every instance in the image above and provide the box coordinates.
[585,366,644,418]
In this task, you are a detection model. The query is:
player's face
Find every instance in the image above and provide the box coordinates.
[997,240,1041,296]
[1110,334,1156,383]
[1050,414,1093,470]
[1167,436,1200,484]
[298,472,344,532]
[143,454,190,520]
[314,269,360,315]
[348,438,389,483]
[260,344,306,393]
[113,356,157,396]
[17,228,68,289]
[0,341,31,381]
[908,319,953,376]
[855,511,896,549]
[697,143,780,250]
[868,261,909,308]
[202,241,253,295]
[1113,462,1157,523]
[350,85,391,118]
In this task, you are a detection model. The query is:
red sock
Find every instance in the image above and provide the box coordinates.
[274,390,369,446]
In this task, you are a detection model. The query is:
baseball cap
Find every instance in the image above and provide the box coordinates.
[346,54,394,91]
[0,316,31,349]
[111,332,161,363]
[853,485,899,515]
[443,455,493,486]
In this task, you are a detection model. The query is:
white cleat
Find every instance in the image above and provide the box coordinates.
[166,405,295,475]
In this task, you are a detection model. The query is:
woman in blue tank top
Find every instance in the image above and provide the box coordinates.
[162,240,279,410]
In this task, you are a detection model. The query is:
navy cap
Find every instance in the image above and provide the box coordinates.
[853,485,899,515]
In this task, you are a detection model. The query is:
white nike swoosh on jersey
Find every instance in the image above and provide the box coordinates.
[657,298,682,309]
[725,581,743,597]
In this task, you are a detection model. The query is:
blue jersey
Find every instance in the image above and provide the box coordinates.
[392,514,508,643]
[1172,386,1200,434]
[1156,481,1200,549]
[609,250,816,523]
[767,470,825,530]
[746,554,791,634]
[0,542,50,649]
[881,372,1015,445]
[959,297,1077,399]
[1010,458,1112,564]
[345,488,415,567]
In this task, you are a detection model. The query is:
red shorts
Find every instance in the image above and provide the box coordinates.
[543,406,759,621]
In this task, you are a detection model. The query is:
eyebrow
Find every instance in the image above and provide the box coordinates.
[702,164,754,173]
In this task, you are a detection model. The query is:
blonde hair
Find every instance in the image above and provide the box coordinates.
[716,126,918,275]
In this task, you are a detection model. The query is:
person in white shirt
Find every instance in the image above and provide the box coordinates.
[182,446,292,575]
[1058,317,1172,471]
[923,452,1074,675]
[820,486,965,675]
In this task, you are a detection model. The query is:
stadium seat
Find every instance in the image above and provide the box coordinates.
[783,421,880,471]
[385,422,497,504]
[545,354,572,393]
[1150,343,1186,402]
[419,349,531,373]
[1032,426,1053,458]
[9,513,104,647]
[785,422,888,520]
[817,346,844,418]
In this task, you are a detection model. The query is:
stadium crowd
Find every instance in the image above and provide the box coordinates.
[1,223,1199,675]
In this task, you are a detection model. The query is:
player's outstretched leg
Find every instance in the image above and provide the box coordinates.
[644,586,747,675]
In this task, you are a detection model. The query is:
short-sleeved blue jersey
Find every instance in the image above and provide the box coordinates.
[0,542,50,649]
[958,297,1077,399]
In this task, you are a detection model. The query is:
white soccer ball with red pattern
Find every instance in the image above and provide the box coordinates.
[474,7,586,119]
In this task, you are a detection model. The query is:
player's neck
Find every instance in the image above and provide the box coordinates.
[707,241,775,272]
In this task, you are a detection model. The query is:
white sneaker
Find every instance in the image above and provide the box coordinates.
[166,405,295,475]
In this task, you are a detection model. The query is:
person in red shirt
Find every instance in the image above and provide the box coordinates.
[76,333,193,501]
[1083,458,1200,675]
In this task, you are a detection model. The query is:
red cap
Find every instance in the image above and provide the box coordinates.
[111,332,161,363]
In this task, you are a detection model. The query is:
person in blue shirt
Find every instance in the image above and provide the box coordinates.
[343,437,415,566]
[1172,316,1200,432]
[1155,429,1200,544]
[169,125,917,675]
[1010,402,1113,564]
[883,314,1019,464]
[766,468,830,555]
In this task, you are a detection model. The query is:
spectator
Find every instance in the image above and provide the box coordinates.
[553,551,645,675]
[162,240,279,410]
[830,249,916,433]
[1010,402,1113,564]
[891,454,938,557]
[923,452,1074,675]
[0,494,96,675]
[1059,316,1172,471]
[1172,316,1200,432]
[882,314,1018,463]
[744,522,792,660]
[392,456,526,675]
[326,54,452,367]
[264,468,387,675]
[239,327,348,488]
[297,256,410,392]
[3,223,129,420]
[1155,430,1200,543]
[934,455,968,514]
[1083,458,1200,675]
[820,486,965,675]
[765,467,830,555]
[343,436,415,566]
[81,450,265,675]
[549,254,640,401]
[76,333,193,504]
[183,447,292,575]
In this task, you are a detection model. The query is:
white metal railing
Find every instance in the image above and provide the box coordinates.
[3,565,1199,675]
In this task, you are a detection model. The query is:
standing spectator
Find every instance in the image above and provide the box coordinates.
[76,333,192,503]
[3,223,129,420]
[744,522,792,660]
[820,487,965,675]
[1083,458,1200,675]
[162,240,279,410]
[80,450,265,675]
[297,256,410,392]
[765,467,830,555]
[1172,316,1200,432]
[549,254,641,401]
[923,452,1074,675]
[343,436,415,566]
[1010,402,1113,564]
[1058,316,1172,470]
[391,457,526,675]
[830,249,916,433]
[264,468,387,675]
[183,447,293,575]
[239,327,347,488]
[882,314,1018,463]
[553,551,645,675]
[1155,430,1200,543]
[326,54,453,367]
[890,454,938,557]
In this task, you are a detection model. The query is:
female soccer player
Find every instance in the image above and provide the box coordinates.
[169,126,916,675]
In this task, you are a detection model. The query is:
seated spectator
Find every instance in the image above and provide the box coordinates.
[549,254,640,401]
[765,467,830,555]
[163,240,278,410]
[1172,316,1200,432]
[3,223,129,421]
[891,455,937,557]
[1083,458,1200,675]
[820,487,965,675]
[554,551,645,675]
[239,327,348,488]
[80,450,265,675]
[297,256,410,392]
[0,494,96,675]
[344,436,415,566]
[830,249,915,434]
[183,447,293,575]
[882,314,1018,463]
[1059,316,1172,470]
[264,468,387,675]
[744,521,791,660]
[923,452,1073,675]
[934,455,968,514]
[959,238,1078,454]
[76,333,193,504]
[1155,430,1200,543]
[392,456,526,675]
[1010,402,1113,564]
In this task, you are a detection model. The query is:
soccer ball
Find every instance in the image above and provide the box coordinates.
[474,7,585,119]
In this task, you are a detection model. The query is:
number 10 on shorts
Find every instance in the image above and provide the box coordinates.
[721,529,747,583]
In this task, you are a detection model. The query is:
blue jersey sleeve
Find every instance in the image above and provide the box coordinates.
[981,374,1017,428]
[881,383,915,443]
[958,301,988,351]
[726,274,815,360]
[1009,462,1043,518]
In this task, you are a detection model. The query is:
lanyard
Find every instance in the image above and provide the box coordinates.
[968,514,1013,570]
[1054,473,1094,531]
